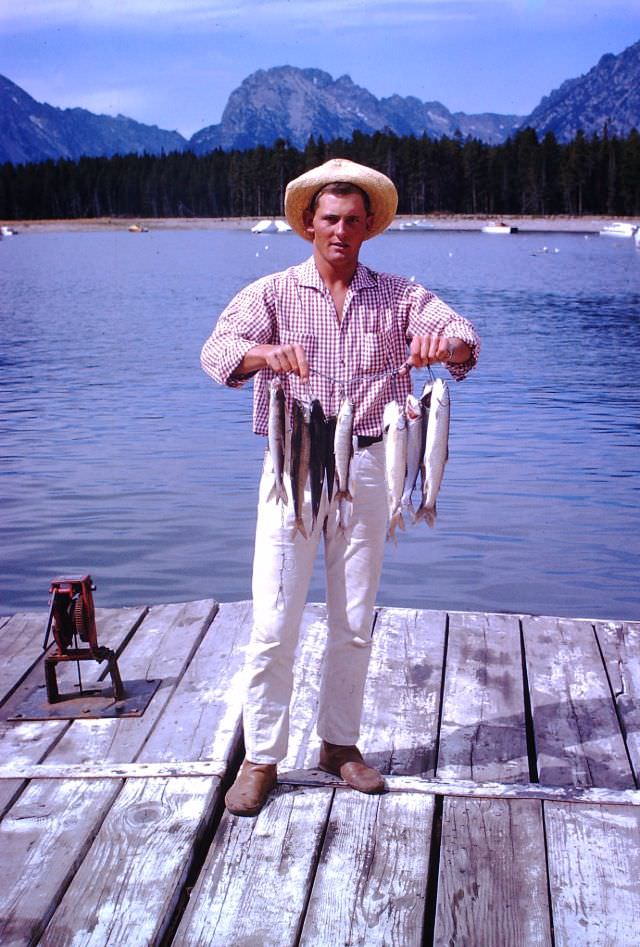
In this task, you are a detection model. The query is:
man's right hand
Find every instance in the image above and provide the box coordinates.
[238,343,310,382]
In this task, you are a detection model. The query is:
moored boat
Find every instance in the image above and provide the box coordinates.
[599,221,637,238]
[251,219,292,234]
[399,219,435,231]
[481,222,518,234]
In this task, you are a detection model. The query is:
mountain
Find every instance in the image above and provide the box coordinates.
[189,66,522,153]
[2,39,639,165]
[523,39,640,142]
[0,74,187,165]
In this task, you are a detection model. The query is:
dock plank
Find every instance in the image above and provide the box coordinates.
[39,601,251,946]
[436,797,552,946]
[522,616,635,789]
[0,777,122,947]
[359,607,446,776]
[2,600,640,946]
[0,600,217,947]
[173,786,332,947]
[39,776,217,947]
[300,790,435,946]
[545,802,640,946]
[38,601,215,767]
[0,605,147,817]
[0,611,47,704]
[0,720,67,818]
[438,611,528,782]
[139,599,251,764]
[279,603,329,771]
[435,612,551,945]
[594,620,640,783]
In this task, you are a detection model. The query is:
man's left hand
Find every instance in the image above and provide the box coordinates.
[405,334,453,370]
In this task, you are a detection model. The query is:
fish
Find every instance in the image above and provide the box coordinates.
[334,398,354,503]
[324,415,337,502]
[267,378,288,505]
[415,377,450,527]
[290,399,311,538]
[401,393,424,513]
[383,400,408,542]
[309,399,327,530]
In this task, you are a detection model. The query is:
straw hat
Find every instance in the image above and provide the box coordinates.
[284,158,398,241]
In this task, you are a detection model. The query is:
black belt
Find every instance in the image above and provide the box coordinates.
[356,435,383,448]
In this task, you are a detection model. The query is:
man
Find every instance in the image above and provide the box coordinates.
[201,158,479,816]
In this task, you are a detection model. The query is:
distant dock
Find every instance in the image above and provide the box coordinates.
[1,600,639,945]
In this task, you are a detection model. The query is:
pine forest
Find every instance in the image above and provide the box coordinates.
[2,127,640,220]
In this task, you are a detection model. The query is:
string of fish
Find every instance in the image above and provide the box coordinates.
[269,363,450,549]
[268,363,407,544]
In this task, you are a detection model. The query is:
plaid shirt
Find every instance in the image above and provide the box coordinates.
[201,256,480,436]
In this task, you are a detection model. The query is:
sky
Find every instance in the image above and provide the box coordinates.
[2,1,640,139]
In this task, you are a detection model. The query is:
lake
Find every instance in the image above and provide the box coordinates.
[1,226,639,619]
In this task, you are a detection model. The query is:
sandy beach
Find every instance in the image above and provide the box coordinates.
[3,214,637,234]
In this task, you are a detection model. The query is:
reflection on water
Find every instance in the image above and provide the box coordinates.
[1,229,639,618]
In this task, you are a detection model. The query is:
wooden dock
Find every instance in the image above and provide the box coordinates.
[0,601,639,945]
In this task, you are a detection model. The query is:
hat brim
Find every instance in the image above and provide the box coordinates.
[284,158,398,241]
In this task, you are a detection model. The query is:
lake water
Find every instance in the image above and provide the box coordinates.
[1,227,639,619]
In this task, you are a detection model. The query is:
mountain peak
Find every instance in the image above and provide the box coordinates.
[2,39,639,166]
[189,64,525,152]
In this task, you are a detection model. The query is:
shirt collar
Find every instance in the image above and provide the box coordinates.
[296,256,378,294]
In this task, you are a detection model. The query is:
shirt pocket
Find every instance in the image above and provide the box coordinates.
[358,328,397,375]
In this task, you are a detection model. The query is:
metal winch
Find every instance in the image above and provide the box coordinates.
[3,574,161,722]
[42,575,124,704]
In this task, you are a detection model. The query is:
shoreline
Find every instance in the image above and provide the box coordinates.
[3,214,637,234]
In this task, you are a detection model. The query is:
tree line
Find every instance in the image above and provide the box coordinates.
[1,126,639,220]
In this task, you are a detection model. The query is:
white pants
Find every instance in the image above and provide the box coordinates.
[244,441,388,764]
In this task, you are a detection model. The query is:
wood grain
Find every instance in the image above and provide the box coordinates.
[359,607,446,776]
[300,790,435,946]
[0,611,48,704]
[39,776,218,947]
[435,611,551,945]
[438,610,528,783]
[594,619,640,783]
[173,786,332,947]
[436,797,552,946]
[523,616,635,789]
[0,600,217,946]
[545,802,640,946]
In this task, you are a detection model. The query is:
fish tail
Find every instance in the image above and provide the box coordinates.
[386,510,405,544]
[334,488,353,503]
[414,503,436,527]
[267,478,289,505]
[291,518,308,540]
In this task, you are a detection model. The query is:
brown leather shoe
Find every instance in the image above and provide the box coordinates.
[225,759,277,816]
[318,741,385,794]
